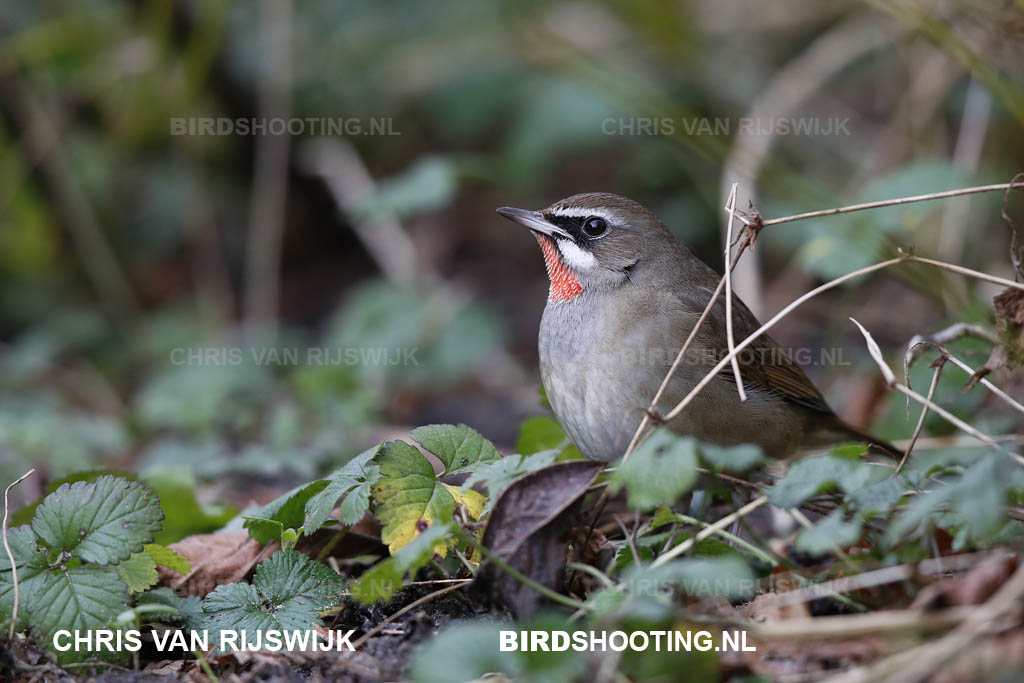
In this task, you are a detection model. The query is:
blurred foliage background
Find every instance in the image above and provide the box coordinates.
[1,0,1022,510]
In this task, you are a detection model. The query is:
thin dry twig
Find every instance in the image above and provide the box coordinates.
[650,496,768,570]
[751,181,1024,228]
[821,558,1024,683]
[1002,172,1024,281]
[898,356,945,474]
[3,468,35,638]
[850,319,1024,466]
[662,254,1024,426]
[723,183,747,402]
[907,341,1024,417]
[759,552,992,612]
[662,258,901,423]
[904,323,998,376]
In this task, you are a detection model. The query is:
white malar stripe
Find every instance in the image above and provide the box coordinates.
[557,239,597,270]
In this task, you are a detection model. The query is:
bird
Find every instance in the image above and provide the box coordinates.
[497,192,897,463]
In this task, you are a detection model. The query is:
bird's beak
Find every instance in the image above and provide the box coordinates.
[496,207,572,240]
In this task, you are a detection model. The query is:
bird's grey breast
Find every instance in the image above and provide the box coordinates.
[538,288,681,461]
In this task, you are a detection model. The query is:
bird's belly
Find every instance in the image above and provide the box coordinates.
[539,305,803,461]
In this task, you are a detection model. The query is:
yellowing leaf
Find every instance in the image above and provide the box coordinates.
[443,483,484,520]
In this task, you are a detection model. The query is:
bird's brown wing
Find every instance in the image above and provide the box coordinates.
[735,339,833,414]
[682,285,834,415]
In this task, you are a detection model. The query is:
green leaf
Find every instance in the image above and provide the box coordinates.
[138,587,204,630]
[244,479,331,544]
[850,476,908,519]
[350,524,451,604]
[886,454,1017,546]
[30,476,164,565]
[116,552,159,593]
[516,416,567,455]
[610,430,698,510]
[338,478,375,525]
[304,445,383,531]
[461,450,558,509]
[0,525,49,629]
[698,442,765,472]
[201,549,346,646]
[794,510,864,555]
[144,543,191,575]
[30,565,130,663]
[142,466,238,545]
[831,442,869,459]
[766,455,880,509]
[372,440,478,554]
[410,423,501,474]
[10,469,137,528]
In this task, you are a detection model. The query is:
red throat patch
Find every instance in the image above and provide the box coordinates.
[534,233,584,302]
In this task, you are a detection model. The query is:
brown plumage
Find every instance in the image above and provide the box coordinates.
[498,192,897,462]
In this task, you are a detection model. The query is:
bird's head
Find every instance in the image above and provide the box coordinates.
[497,192,681,301]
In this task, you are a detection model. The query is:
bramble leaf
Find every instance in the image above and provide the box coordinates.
[30,476,164,565]
[116,552,159,593]
[767,454,879,509]
[698,442,765,472]
[794,510,864,556]
[144,543,191,575]
[304,445,382,531]
[350,525,451,604]
[30,565,130,664]
[410,423,501,474]
[244,480,330,544]
[610,430,698,510]
[201,549,346,645]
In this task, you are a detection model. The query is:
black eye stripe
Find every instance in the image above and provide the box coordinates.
[544,213,610,240]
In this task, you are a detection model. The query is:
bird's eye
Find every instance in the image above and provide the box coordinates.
[582,216,609,238]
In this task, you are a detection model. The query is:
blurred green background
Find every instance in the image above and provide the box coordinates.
[1,0,1022,509]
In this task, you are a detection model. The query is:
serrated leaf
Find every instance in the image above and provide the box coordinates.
[350,525,450,604]
[698,442,765,472]
[144,543,191,575]
[244,479,330,544]
[10,469,137,528]
[766,455,879,509]
[304,446,382,531]
[29,565,130,663]
[794,510,864,556]
[851,476,908,519]
[117,552,159,593]
[610,430,698,510]
[461,450,558,514]
[410,423,501,474]
[372,441,468,554]
[138,587,204,630]
[202,550,345,646]
[30,476,164,565]
[886,454,1014,546]
[0,525,49,629]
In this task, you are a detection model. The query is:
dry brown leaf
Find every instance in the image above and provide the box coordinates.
[159,530,275,597]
